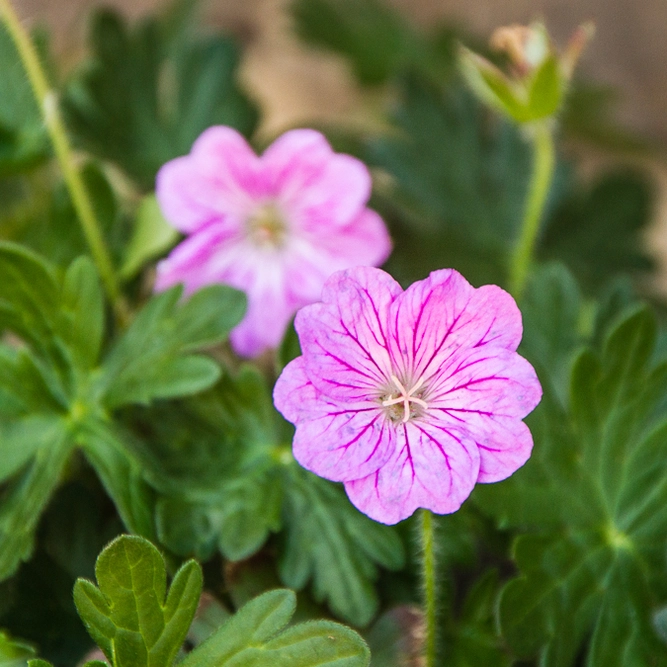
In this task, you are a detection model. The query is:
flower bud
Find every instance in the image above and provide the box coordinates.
[459,22,594,125]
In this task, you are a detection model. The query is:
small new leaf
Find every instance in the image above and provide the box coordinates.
[73,535,202,667]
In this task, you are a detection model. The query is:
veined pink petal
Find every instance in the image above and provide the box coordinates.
[262,129,371,225]
[296,267,402,401]
[468,416,534,483]
[273,357,321,423]
[426,347,542,420]
[274,358,396,480]
[344,420,480,524]
[387,269,523,381]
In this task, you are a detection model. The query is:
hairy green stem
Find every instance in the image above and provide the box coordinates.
[0,0,127,323]
[509,122,556,299]
[420,509,437,667]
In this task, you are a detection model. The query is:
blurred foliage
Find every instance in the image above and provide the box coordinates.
[0,25,50,174]
[62,4,258,189]
[124,366,405,627]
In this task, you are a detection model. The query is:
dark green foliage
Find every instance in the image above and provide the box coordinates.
[540,170,654,293]
[129,366,405,627]
[0,243,245,580]
[291,0,456,86]
[369,76,533,287]
[63,7,258,189]
[0,26,50,174]
[476,308,667,665]
[67,535,371,667]
[2,164,130,271]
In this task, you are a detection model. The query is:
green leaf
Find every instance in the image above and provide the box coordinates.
[0,423,74,580]
[280,468,405,627]
[60,256,104,370]
[458,47,527,121]
[134,365,284,560]
[6,164,128,272]
[445,571,511,667]
[73,535,202,667]
[79,420,156,539]
[120,194,178,280]
[157,469,282,562]
[128,366,282,560]
[63,7,258,188]
[100,285,245,409]
[0,25,50,174]
[527,54,563,119]
[477,307,667,665]
[0,242,60,355]
[180,589,370,667]
[0,631,35,667]
[540,169,654,293]
[520,263,583,398]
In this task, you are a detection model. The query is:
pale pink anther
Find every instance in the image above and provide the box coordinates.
[154,126,392,358]
[273,266,542,525]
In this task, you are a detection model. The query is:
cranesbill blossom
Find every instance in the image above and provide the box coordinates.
[273,267,542,524]
[154,126,391,357]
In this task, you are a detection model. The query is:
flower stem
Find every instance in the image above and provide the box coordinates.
[420,509,438,667]
[508,122,556,299]
[0,0,128,323]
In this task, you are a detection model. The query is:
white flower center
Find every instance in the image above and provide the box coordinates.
[246,203,288,249]
[382,374,429,423]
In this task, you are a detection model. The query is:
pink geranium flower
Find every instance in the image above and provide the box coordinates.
[154,127,391,357]
[273,267,542,524]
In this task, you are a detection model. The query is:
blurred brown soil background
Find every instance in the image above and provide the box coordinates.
[10,0,667,290]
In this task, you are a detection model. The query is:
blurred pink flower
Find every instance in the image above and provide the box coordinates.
[154,127,391,357]
[273,267,542,524]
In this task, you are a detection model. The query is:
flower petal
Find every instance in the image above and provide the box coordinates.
[470,416,534,483]
[262,129,372,225]
[344,419,480,524]
[274,358,396,480]
[156,157,221,234]
[154,223,233,294]
[273,357,321,423]
[387,269,523,382]
[427,347,542,420]
[281,209,392,307]
[156,127,260,234]
[190,126,263,200]
[296,267,402,401]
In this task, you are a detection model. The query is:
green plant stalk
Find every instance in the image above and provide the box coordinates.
[509,122,556,299]
[420,509,437,667]
[0,0,127,323]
